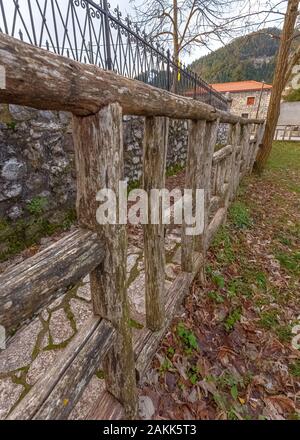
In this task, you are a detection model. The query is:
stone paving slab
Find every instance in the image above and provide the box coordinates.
[0,232,181,419]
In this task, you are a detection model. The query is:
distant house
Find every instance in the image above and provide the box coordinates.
[211,80,272,119]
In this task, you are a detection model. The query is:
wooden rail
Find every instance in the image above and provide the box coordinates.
[7,317,115,420]
[275,124,300,141]
[0,230,104,334]
[0,33,262,124]
[0,34,265,420]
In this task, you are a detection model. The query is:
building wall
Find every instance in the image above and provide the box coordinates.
[277,101,300,126]
[229,90,271,119]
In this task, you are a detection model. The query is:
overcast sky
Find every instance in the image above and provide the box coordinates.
[0,0,287,64]
[111,0,287,62]
[112,0,220,62]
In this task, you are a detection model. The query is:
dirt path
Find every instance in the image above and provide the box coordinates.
[139,141,300,420]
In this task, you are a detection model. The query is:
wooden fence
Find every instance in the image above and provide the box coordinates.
[275,125,300,141]
[0,33,265,420]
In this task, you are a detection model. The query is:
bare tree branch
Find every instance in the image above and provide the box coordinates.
[131,0,289,60]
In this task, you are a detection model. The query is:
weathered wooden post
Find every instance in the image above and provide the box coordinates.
[181,119,206,272]
[234,123,249,191]
[229,122,241,202]
[143,116,169,331]
[182,120,219,278]
[215,157,227,200]
[250,122,265,172]
[198,120,219,254]
[72,103,137,419]
[240,124,251,178]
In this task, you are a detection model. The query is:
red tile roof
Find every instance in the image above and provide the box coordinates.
[211,80,272,93]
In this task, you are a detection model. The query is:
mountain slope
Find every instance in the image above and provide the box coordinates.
[190,28,281,84]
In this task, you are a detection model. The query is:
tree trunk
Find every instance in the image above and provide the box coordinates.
[172,0,180,93]
[255,0,299,173]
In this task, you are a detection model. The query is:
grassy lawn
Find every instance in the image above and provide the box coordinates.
[140,141,300,420]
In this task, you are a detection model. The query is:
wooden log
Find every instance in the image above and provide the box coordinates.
[216,160,227,198]
[86,392,124,420]
[233,125,248,194]
[222,183,230,200]
[143,117,169,331]
[8,317,110,419]
[240,124,251,177]
[210,163,217,199]
[199,120,220,254]
[228,123,241,202]
[234,127,243,198]
[246,126,255,174]
[72,103,137,420]
[213,145,232,199]
[224,153,233,209]
[212,145,233,164]
[206,208,227,249]
[0,229,104,334]
[182,120,206,272]
[34,320,115,420]
[249,123,265,172]
[0,33,263,125]
[209,196,222,218]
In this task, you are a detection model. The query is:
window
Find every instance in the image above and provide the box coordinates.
[247,96,255,106]
[242,113,249,119]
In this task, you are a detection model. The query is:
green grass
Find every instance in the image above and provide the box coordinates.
[258,310,292,342]
[259,310,279,330]
[0,209,77,263]
[129,318,144,330]
[6,121,17,130]
[227,277,253,299]
[267,142,300,171]
[166,163,185,178]
[276,251,300,275]
[160,357,173,373]
[177,323,199,353]
[27,196,48,216]
[211,272,226,289]
[275,325,292,343]
[224,309,242,332]
[289,361,300,378]
[229,202,252,229]
[187,365,201,385]
[288,182,300,194]
[211,226,235,264]
[127,179,141,193]
[208,290,225,304]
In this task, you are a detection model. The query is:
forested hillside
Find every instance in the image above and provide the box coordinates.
[190,28,281,84]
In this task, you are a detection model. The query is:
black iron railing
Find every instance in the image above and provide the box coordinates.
[0,0,228,110]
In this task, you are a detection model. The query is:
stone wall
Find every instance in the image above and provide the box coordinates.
[0,105,75,223]
[0,105,190,226]
[123,116,188,183]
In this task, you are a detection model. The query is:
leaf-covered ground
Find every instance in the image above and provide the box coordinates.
[139,141,300,420]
